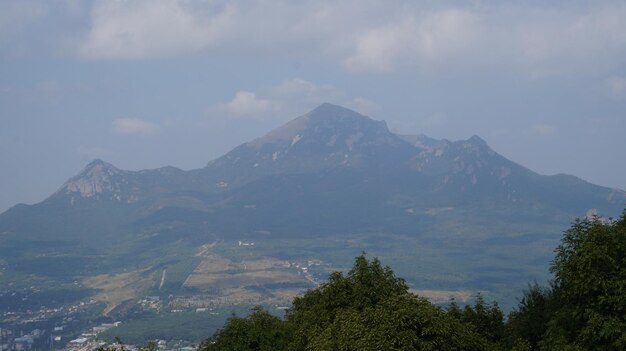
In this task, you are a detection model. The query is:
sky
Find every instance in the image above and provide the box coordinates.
[1,0,626,213]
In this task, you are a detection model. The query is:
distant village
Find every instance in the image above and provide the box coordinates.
[0,241,329,351]
[1,297,102,351]
[1,299,197,351]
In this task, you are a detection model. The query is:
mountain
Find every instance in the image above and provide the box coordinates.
[193,103,416,189]
[1,103,624,314]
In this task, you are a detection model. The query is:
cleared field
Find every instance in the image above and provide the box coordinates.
[219,287,265,304]
[270,287,308,302]
[191,254,290,273]
[182,248,311,305]
[185,270,305,289]
[240,257,290,270]
[196,242,219,257]
[83,269,154,315]
[410,289,472,303]
[192,254,235,273]
[216,286,306,305]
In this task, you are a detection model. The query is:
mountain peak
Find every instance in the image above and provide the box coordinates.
[59,159,123,198]
[307,103,366,119]
[208,104,412,177]
[464,135,494,155]
[85,158,117,170]
[249,103,391,149]
[77,159,120,180]
[468,135,487,145]
[306,103,383,127]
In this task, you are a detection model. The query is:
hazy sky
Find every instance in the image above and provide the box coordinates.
[1,0,626,213]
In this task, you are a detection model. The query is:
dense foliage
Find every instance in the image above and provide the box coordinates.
[542,213,626,350]
[199,307,289,351]
[200,255,496,351]
[506,212,626,350]
[506,283,554,349]
[196,210,626,351]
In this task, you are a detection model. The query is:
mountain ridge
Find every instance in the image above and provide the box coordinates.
[3,103,624,215]
[1,103,624,314]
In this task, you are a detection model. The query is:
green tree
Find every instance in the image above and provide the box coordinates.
[199,307,289,351]
[458,294,505,345]
[306,294,489,351]
[506,283,554,350]
[201,254,493,350]
[286,254,491,350]
[286,254,410,349]
[445,299,463,321]
[542,212,626,350]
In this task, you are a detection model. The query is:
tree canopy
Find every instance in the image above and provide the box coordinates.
[199,307,288,351]
[201,254,493,351]
[542,212,626,349]
[199,210,626,351]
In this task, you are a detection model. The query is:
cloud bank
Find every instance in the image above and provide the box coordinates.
[79,1,234,59]
[112,118,161,136]
[212,78,376,120]
[61,1,626,77]
[224,91,273,118]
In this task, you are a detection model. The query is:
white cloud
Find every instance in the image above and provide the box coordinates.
[0,0,95,59]
[607,76,626,98]
[33,1,626,77]
[268,78,345,107]
[0,1,48,58]
[78,146,113,159]
[342,3,626,76]
[422,113,449,128]
[529,124,556,136]
[224,91,273,117]
[79,0,234,59]
[0,1,47,41]
[345,97,378,115]
[344,10,479,72]
[210,78,377,120]
[112,118,161,136]
[513,4,626,78]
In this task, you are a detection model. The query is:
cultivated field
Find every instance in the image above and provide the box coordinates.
[83,269,154,315]
[184,251,312,305]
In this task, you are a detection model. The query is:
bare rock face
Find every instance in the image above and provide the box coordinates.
[62,160,122,197]
[56,159,137,205]
[53,160,190,205]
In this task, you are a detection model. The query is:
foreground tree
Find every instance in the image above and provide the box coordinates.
[506,283,555,350]
[286,255,410,349]
[457,294,505,345]
[200,254,493,351]
[288,255,490,350]
[304,294,490,351]
[199,307,289,351]
[542,212,626,350]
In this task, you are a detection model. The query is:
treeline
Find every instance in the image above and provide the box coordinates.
[198,211,626,351]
